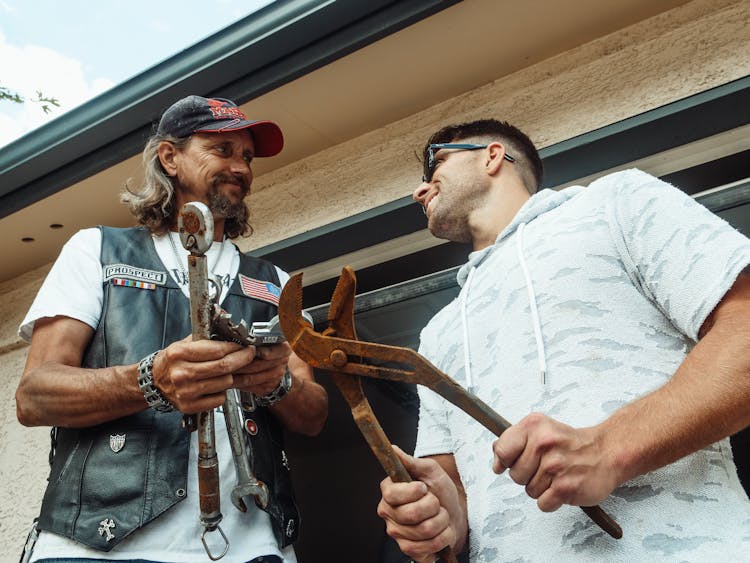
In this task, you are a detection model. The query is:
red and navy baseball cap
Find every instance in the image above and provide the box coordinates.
[157,95,283,157]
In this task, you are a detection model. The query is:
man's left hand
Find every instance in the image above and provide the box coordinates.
[491,412,620,512]
[231,341,292,396]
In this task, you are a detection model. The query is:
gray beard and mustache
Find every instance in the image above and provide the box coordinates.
[175,174,250,225]
[208,174,250,224]
[208,190,249,224]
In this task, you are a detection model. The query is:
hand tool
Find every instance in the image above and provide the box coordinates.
[177,202,229,561]
[278,266,623,559]
[313,267,457,562]
[181,202,284,560]
[179,202,229,560]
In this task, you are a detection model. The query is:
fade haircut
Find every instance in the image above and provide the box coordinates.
[424,119,543,194]
[121,133,252,238]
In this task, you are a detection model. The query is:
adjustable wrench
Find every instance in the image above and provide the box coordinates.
[207,308,311,512]
[278,266,623,555]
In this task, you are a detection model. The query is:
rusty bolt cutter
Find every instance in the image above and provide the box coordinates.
[278,266,622,561]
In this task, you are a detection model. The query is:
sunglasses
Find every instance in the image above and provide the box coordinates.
[422,143,516,183]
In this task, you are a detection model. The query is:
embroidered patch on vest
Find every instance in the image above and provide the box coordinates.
[104,263,167,285]
[239,274,280,306]
[112,278,156,290]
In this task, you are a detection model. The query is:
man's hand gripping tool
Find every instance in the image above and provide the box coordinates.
[278,267,623,562]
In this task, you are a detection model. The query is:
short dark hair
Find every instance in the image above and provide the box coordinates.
[424,119,543,194]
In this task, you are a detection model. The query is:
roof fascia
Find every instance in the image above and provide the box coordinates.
[255,75,750,271]
[0,0,460,219]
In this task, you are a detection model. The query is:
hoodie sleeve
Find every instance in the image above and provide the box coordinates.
[606,169,750,341]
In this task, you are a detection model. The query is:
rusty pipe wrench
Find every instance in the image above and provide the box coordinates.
[314,268,458,563]
[278,266,623,543]
[179,202,228,560]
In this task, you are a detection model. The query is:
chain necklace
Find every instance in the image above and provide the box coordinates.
[167,231,230,289]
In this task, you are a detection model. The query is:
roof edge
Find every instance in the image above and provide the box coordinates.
[0,0,460,218]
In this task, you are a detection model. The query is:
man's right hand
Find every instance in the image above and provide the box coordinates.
[152,336,257,414]
[377,447,468,562]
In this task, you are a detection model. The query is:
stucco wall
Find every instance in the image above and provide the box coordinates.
[0,265,50,560]
[243,0,750,252]
[1,0,748,556]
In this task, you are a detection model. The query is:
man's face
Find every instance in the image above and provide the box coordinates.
[171,130,255,222]
[413,142,490,243]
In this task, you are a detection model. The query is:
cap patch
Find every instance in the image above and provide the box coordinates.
[207,98,246,121]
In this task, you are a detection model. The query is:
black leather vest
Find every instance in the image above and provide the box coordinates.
[37,226,299,551]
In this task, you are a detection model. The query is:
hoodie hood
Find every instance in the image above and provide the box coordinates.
[457,186,583,286]
[455,185,583,389]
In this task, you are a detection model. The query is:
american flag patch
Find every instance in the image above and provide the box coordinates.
[112,277,156,290]
[239,274,281,306]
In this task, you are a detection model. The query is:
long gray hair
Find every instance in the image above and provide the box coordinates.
[121,133,252,238]
[121,134,186,235]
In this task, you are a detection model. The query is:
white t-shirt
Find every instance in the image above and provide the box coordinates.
[415,170,750,562]
[20,228,295,563]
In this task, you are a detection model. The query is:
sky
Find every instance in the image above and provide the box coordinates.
[0,0,274,148]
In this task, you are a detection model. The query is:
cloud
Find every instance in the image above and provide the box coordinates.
[0,30,116,148]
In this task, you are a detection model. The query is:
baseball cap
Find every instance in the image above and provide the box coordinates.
[157,95,283,157]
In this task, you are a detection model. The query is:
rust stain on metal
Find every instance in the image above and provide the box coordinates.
[182,211,201,234]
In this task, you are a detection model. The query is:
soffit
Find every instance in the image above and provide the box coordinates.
[0,0,692,283]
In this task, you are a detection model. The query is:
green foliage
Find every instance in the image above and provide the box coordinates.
[1,85,60,113]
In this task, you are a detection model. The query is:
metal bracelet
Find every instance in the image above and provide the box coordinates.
[137,350,174,413]
[254,368,293,407]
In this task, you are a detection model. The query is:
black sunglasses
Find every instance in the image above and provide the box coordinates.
[422,143,515,182]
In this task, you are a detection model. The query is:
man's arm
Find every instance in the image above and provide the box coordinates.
[377,449,468,562]
[17,316,144,427]
[269,353,327,436]
[16,315,263,428]
[492,269,750,511]
[231,346,328,436]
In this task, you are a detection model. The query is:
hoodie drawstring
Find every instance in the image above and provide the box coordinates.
[516,222,547,384]
[460,265,477,392]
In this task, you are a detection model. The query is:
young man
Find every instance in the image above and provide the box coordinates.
[377,119,750,561]
[16,95,328,563]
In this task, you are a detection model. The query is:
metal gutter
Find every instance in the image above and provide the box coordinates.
[0,0,460,219]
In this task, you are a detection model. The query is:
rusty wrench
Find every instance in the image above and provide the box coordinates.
[180,203,271,550]
[179,202,228,560]
[278,266,623,545]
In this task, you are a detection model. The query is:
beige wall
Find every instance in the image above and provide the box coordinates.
[1,0,748,556]
[244,0,750,251]
[0,265,51,559]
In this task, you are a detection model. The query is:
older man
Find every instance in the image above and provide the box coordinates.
[17,95,328,563]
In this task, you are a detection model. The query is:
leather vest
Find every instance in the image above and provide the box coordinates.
[37,227,299,551]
